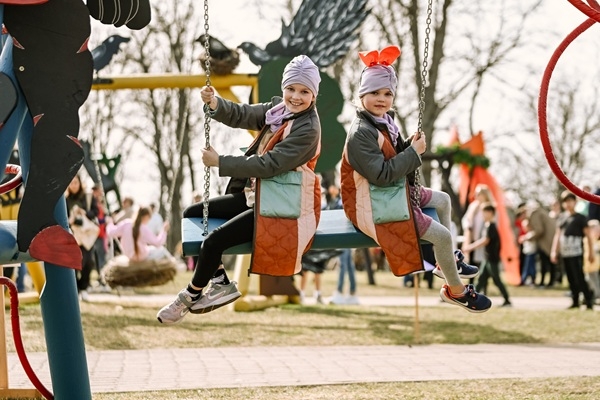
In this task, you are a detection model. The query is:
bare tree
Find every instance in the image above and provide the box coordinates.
[497,76,600,206]
[323,0,544,226]
[81,1,206,251]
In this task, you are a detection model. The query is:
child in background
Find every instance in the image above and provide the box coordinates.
[106,206,171,262]
[466,203,511,307]
[518,218,537,286]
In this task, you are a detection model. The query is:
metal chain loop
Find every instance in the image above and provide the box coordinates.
[202,0,211,236]
[411,0,433,208]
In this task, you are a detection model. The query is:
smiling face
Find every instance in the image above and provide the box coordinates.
[361,88,394,118]
[283,83,314,113]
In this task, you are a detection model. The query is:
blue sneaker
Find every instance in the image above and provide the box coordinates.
[440,284,492,313]
[433,250,479,279]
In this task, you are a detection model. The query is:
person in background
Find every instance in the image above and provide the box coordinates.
[106,206,171,262]
[518,218,537,286]
[66,174,99,301]
[299,251,326,304]
[523,200,557,288]
[91,184,110,292]
[548,198,564,286]
[514,203,527,281]
[113,196,135,223]
[588,181,600,222]
[583,219,600,305]
[326,184,359,305]
[551,191,595,310]
[574,183,591,217]
[147,203,164,236]
[462,184,495,286]
[466,203,512,307]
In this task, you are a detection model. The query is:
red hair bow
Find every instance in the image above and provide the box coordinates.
[358,45,401,67]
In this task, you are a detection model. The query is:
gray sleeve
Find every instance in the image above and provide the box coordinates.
[210,97,272,131]
[346,124,422,186]
[219,114,320,179]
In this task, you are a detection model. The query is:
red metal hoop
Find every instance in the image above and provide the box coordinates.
[537,2,600,204]
[0,164,23,195]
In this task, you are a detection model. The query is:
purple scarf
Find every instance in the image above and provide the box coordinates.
[265,102,293,133]
[370,112,400,146]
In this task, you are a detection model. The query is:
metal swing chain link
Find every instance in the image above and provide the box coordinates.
[202,0,211,236]
[411,0,433,208]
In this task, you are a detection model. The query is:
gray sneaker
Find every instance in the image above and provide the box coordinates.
[189,281,242,314]
[156,289,199,325]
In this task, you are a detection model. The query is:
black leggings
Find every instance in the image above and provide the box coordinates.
[183,192,253,288]
[77,247,96,291]
[538,250,556,286]
[475,259,510,302]
[563,256,593,306]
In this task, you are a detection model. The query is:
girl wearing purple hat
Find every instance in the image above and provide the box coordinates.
[340,46,491,313]
[158,55,322,324]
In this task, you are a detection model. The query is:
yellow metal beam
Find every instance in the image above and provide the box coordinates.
[91,73,257,91]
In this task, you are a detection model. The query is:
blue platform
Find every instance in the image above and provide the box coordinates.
[182,208,438,256]
[0,220,35,264]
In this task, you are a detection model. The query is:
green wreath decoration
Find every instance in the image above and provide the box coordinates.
[434,144,490,169]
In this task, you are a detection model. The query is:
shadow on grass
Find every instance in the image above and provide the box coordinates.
[79,302,541,350]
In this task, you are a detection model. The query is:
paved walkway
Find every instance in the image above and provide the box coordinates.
[7,343,600,393]
[4,294,600,394]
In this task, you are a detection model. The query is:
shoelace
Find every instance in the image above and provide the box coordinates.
[175,292,196,308]
[464,285,477,298]
[454,250,465,262]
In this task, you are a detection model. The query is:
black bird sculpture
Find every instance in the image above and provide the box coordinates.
[87,0,152,30]
[196,34,240,75]
[238,0,369,68]
[91,35,131,74]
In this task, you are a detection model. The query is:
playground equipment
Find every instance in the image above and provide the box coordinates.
[182,208,439,311]
[538,0,600,206]
[0,0,440,396]
[0,0,152,398]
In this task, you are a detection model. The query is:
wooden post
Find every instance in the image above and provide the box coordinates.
[232,255,291,311]
[414,274,420,343]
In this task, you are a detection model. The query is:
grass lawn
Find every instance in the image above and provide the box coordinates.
[4,266,598,399]
[89,377,600,400]
[6,268,595,352]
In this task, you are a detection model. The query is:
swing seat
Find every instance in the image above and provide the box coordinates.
[181,208,438,256]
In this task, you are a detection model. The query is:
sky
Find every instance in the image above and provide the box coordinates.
[87,0,600,208]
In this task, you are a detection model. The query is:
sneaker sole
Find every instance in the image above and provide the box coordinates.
[157,309,190,325]
[439,289,490,313]
[433,269,480,280]
[189,291,242,314]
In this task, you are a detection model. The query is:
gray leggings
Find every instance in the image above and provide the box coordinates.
[420,190,462,287]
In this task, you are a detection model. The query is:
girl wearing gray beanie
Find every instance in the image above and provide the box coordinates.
[341,46,491,314]
[158,56,323,324]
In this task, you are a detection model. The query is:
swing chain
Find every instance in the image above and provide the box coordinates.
[411,0,433,208]
[202,0,211,236]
